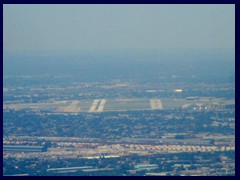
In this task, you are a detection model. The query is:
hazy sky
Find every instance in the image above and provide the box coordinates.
[3,4,235,53]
